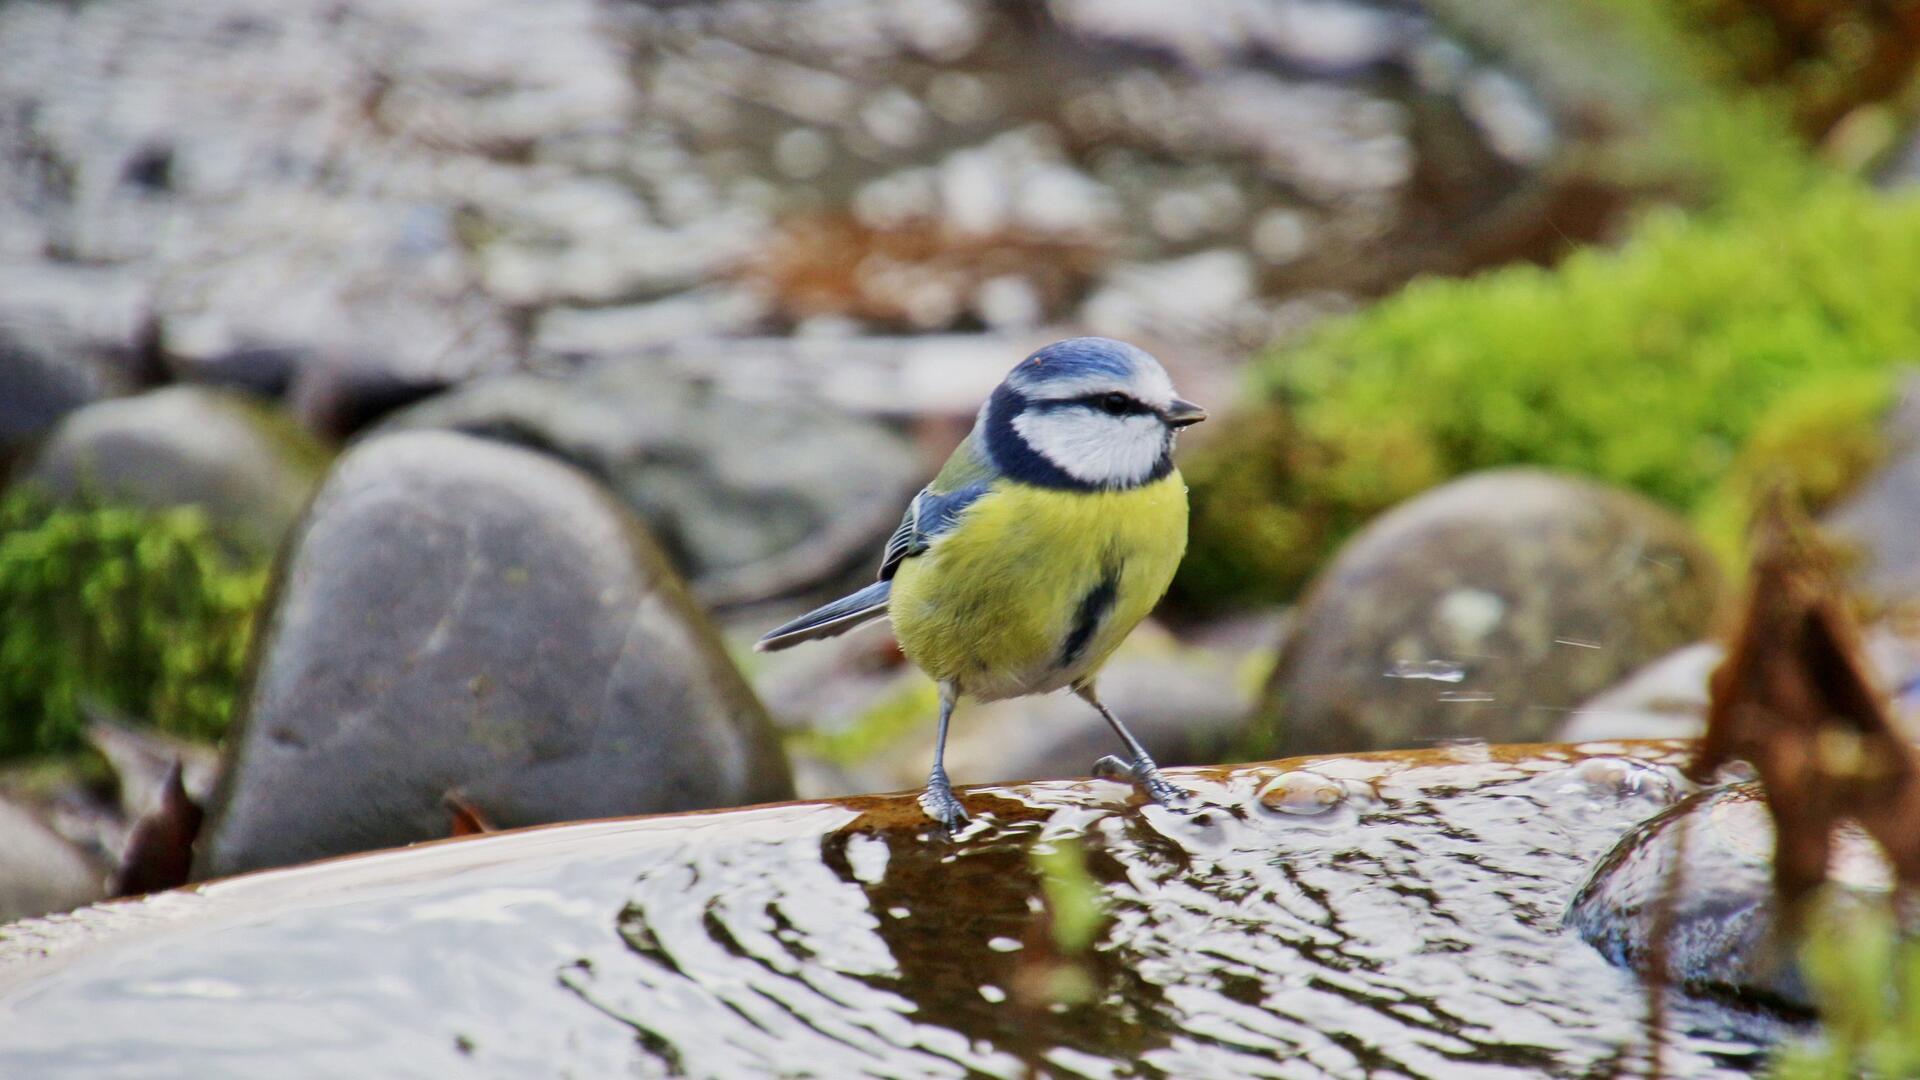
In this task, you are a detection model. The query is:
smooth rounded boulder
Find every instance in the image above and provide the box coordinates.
[1566,782,1892,1009]
[19,385,329,558]
[195,430,792,879]
[1259,468,1725,756]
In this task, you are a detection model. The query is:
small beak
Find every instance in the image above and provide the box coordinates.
[1164,398,1208,428]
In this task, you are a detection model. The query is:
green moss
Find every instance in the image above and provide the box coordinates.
[0,492,269,758]
[1696,370,1897,568]
[1180,182,1920,607]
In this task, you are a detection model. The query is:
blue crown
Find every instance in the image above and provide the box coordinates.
[1007,337,1156,390]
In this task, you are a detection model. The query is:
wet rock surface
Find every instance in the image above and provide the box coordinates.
[0,0,1667,399]
[17,386,329,557]
[1567,782,1892,1012]
[196,430,792,880]
[382,353,920,600]
[0,743,1772,1077]
[1260,469,1725,756]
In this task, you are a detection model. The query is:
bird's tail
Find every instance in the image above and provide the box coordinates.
[755,580,891,652]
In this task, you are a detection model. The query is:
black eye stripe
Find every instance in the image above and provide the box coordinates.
[1035,392,1155,416]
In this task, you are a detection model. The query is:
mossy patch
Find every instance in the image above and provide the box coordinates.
[0,492,269,758]
[1179,182,1920,608]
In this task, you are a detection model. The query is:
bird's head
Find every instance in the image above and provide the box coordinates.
[983,337,1206,490]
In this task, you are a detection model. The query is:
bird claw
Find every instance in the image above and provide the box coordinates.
[918,777,971,831]
[1092,754,1192,809]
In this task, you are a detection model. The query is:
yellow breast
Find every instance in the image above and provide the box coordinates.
[888,473,1188,700]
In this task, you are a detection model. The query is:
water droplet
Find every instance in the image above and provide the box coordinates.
[1259,771,1346,815]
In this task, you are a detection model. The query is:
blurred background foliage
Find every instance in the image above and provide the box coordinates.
[1768,894,1920,1079]
[0,493,266,757]
[1175,0,1920,609]
[9,0,1920,741]
[1178,182,1920,606]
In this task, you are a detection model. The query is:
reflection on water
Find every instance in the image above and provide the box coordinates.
[0,745,1774,1077]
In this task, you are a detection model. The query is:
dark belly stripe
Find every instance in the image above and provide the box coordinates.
[1058,566,1120,669]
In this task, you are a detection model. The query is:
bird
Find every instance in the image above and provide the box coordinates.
[757,337,1206,830]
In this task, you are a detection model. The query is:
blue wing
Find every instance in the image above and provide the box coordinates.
[758,477,987,652]
[879,483,989,581]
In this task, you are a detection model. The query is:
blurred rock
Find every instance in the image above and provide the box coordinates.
[1567,783,1890,1009]
[1825,374,1920,610]
[196,431,792,879]
[756,615,1270,800]
[0,799,104,924]
[84,712,221,820]
[288,360,455,441]
[382,354,920,604]
[19,386,330,558]
[0,263,157,396]
[0,0,1693,399]
[943,652,1254,785]
[1554,643,1724,744]
[1260,469,1725,756]
[0,344,99,473]
[1557,626,1920,744]
[170,344,307,400]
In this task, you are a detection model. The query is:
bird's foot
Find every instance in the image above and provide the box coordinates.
[918,773,971,832]
[1092,754,1192,809]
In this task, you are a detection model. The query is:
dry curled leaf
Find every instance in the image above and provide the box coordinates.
[443,790,498,838]
[110,760,204,898]
[1692,492,1920,913]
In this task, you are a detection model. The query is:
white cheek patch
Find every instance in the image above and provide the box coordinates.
[1013,409,1167,486]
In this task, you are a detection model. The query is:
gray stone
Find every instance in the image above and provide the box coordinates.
[19,386,330,558]
[0,799,104,924]
[195,430,793,880]
[1567,782,1891,1009]
[1555,642,1725,744]
[382,354,921,604]
[1260,469,1726,756]
[1826,374,1920,608]
[0,345,98,470]
[1556,628,1920,744]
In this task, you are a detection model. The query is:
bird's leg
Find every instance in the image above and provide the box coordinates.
[918,682,970,830]
[1075,682,1191,808]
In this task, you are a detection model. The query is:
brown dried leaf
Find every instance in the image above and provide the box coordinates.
[1692,491,1920,911]
[444,790,497,838]
[110,761,204,898]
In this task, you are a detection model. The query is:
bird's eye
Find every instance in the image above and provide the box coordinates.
[1099,393,1132,415]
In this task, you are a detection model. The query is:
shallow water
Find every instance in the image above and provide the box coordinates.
[0,742,1774,1077]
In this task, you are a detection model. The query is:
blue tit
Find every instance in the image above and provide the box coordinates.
[758,337,1206,829]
